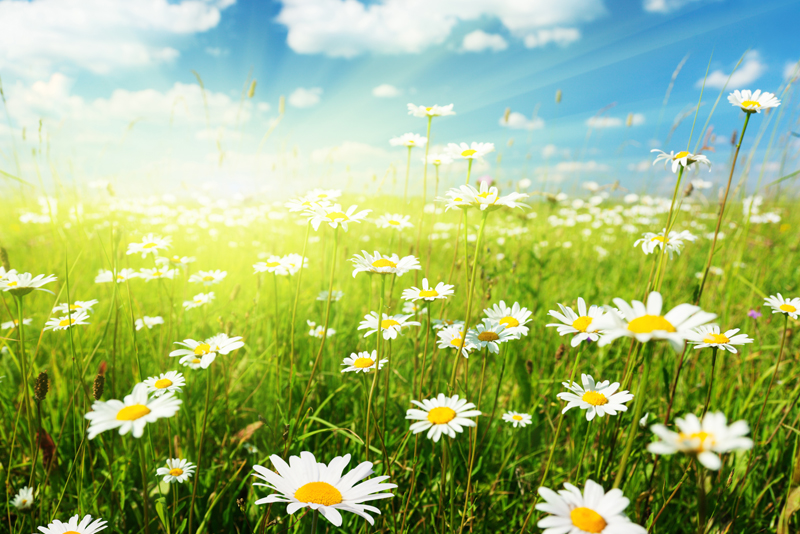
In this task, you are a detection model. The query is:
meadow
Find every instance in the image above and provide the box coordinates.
[1,95,799,534]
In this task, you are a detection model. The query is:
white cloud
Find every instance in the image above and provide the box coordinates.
[552,161,609,172]
[372,84,401,98]
[643,0,709,13]
[288,87,323,108]
[784,60,800,81]
[523,27,580,48]
[699,52,766,90]
[628,160,651,172]
[275,0,606,58]
[461,30,508,52]
[499,111,544,131]
[311,141,389,163]
[0,0,234,76]
[586,113,644,128]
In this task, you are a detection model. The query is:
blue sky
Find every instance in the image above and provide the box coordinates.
[0,0,797,197]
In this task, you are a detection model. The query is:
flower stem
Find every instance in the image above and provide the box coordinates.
[14,296,36,485]
[188,364,212,534]
[138,438,152,534]
[696,461,706,534]
[403,146,412,204]
[652,166,684,293]
[702,348,718,417]
[613,346,652,489]
[417,301,432,399]
[458,347,489,534]
[365,274,387,461]
[287,221,311,418]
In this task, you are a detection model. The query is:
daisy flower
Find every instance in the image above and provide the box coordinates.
[308,320,336,338]
[536,479,646,534]
[764,293,800,320]
[557,374,634,421]
[647,411,753,470]
[728,89,781,113]
[1,272,57,296]
[44,310,90,331]
[183,292,214,310]
[285,194,331,212]
[306,188,342,202]
[425,153,453,166]
[126,234,171,258]
[189,269,227,285]
[95,268,139,284]
[437,189,473,212]
[169,334,244,369]
[157,458,196,483]
[85,383,181,439]
[252,451,396,527]
[156,255,196,268]
[254,256,283,274]
[350,251,421,277]
[306,204,370,232]
[341,350,388,374]
[633,229,697,259]
[407,103,455,117]
[484,300,532,337]
[436,325,476,358]
[2,318,32,330]
[596,291,717,352]
[432,318,464,331]
[502,411,532,428]
[389,133,427,147]
[466,321,515,354]
[446,141,494,160]
[0,266,16,281]
[687,325,754,353]
[206,333,246,354]
[139,268,177,282]
[546,297,606,347]
[135,316,164,330]
[375,214,413,230]
[358,312,420,340]
[37,515,108,534]
[406,394,481,442]
[12,486,34,510]
[280,253,308,275]
[651,149,712,174]
[456,182,529,212]
[401,278,454,302]
[143,371,185,397]
[317,290,344,302]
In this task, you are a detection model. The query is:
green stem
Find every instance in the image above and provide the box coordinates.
[417,301,432,399]
[702,348,717,417]
[696,461,706,534]
[288,221,311,418]
[365,274,387,461]
[613,346,652,489]
[138,439,152,534]
[189,365,212,534]
[652,166,684,292]
[458,348,489,534]
[403,146,412,204]
[14,296,35,485]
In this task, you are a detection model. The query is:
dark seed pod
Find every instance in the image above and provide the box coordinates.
[34,370,50,401]
[93,374,105,400]
[555,344,566,361]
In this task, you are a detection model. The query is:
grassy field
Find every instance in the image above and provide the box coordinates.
[1,107,799,534]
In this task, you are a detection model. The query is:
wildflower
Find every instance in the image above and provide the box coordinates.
[597,291,716,352]
[452,182,529,212]
[2,318,32,330]
[502,411,532,428]
[350,251,421,277]
[406,394,481,442]
[446,141,494,160]
[341,350,387,373]
[558,374,634,421]
[728,89,780,113]
[436,325,476,358]
[358,312,420,340]
[651,149,711,174]
[306,204,370,232]
[189,269,227,285]
[157,459,196,483]
[279,254,307,275]
[407,103,455,117]
[157,255,196,267]
[433,318,464,331]
[747,309,762,320]
[389,133,427,147]
[126,234,171,258]
[183,292,215,310]
[484,300,532,337]
[425,153,453,166]
[1,272,57,296]
[647,412,753,470]
[687,325,754,353]
[546,297,605,347]
[401,279,454,302]
[11,486,34,510]
[285,194,331,212]
[140,268,177,282]
[53,299,98,314]
[85,383,181,439]
[437,189,473,211]
[37,515,108,534]
[252,452,396,526]
[95,268,139,284]
[170,334,244,369]
[375,214,413,230]
[143,371,186,397]
[135,316,164,330]
[307,320,336,338]
[317,290,344,302]
[44,310,90,331]
[633,229,696,259]
[764,293,800,320]
[466,321,515,353]
[536,480,646,534]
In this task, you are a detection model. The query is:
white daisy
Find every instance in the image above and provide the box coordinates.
[1,272,57,296]
[407,103,455,117]
[317,290,344,302]
[546,297,606,347]
[728,89,781,113]
[95,268,139,284]
[405,393,481,442]
[341,350,388,374]
[437,189,473,212]
[350,251,421,277]
[557,374,634,421]
[135,316,164,331]
[484,300,533,337]
[446,141,494,160]
[402,300,428,315]
[36,514,108,534]
[143,371,185,397]
[436,325,476,358]
[633,229,697,259]
[156,255,196,268]
[375,214,413,230]
[157,458,196,483]
[139,268,177,282]
[307,320,336,338]
[764,293,800,320]
[647,411,753,470]
[189,269,227,285]
[306,204,370,232]
[596,291,717,352]
[169,334,244,369]
[389,132,427,148]
[44,310,90,332]
[252,451,396,526]
[206,333,245,354]
[358,312,420,340]
[432,318,464,331]
[466,321,515,354]
[651,149,712,174]
[687,325,754,353]
[53,299,99,314]
[536,479,646,534]
[183,292,214,310]
[0,267,17,281]
[306,188,342,202]
[254,256,285,274]
[456,182,529,212]
[285,194,332,212]
[425,153,453,166]
[126,234,171,258]
[502,411,532,428]
[11,486,34,510]
[84,383,181,439]
[2,318,32,330]
[401,279,454,302]
[280,254,308,275]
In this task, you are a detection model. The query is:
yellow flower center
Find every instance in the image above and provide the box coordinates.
[353,357,374,369]
[703,333,730,345]
[453,197,463,202]
[154,378,173,389]
[143,242,158,249]
[427,406,457,425]
[7,281,18,287]
[780,303,797,313]
[194,343,211,355]
[171,256,181,262]
[650,235,667,243]
[419,289,439,298]
[627,315,676,334]
[169,468,184,477]
[64,532,80,534]
[318,194,328,198]
[477,191,494,199]
[478,331,500,342]
[512,415,523,421]
[741,100,761,108]
[461,149,477,157]
[117,275,125,281]
[570,507,607,533]
[58,318,76,327]
[449,335,465,347]
[192,358,201,364]
[381,319,400,329]
[266,261,280,267]
[581,391,608,406]
[294,481,343,506]
[388,220,400,225]
[116,404,151,421]
[572,316,593,333]
[673,151,690,159]
[326,212,348,221]
[69,304,81,310]
[678,431,714,451]
[425,106,433,111]
[202,275,214,281]
[372,258,397,268]
[499,316,519,328]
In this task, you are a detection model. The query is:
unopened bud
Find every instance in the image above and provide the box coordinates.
[34,370,49,401]
[730,130,737,145]
[93,374,105,400]
[626,113,633,127]
[248,80,257,99]
[555,89,562,104]
[503,107,511,123]
[683,182,694,197]
[555,343,566,361]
